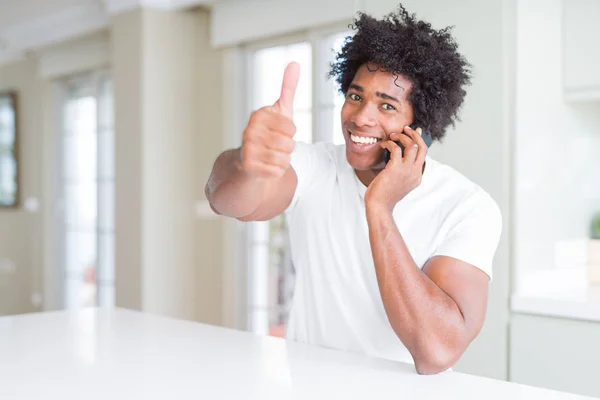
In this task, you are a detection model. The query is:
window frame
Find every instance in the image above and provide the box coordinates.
[237,22,354,335]
[57,68,115,310]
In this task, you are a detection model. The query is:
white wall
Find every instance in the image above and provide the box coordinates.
[112,7,225,324]
[194,11,227,326]
[510,313,600,397]
[0,57,44,316]
[141,7,199,321]
[514,0,600,275]
[112,8,143,311]
[210,0,361,47]
[0,30,113,315]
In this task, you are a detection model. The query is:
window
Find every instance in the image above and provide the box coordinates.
[0,92,18,207]
[61,73,115,309]
[245,29,352,337]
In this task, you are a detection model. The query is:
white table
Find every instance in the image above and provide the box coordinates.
[0,308,594,399]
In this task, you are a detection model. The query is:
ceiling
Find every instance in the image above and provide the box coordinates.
[0,0,223,65]
[0,0,84,30]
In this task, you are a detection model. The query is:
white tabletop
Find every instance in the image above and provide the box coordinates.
[0,308,593,399]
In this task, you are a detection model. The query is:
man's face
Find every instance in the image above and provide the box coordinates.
[340,63,415,171]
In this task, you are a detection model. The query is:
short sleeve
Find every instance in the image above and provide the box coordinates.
[432,191,503,281]
[285,141,319,214]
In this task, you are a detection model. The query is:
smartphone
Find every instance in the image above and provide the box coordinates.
[383,125,433,165]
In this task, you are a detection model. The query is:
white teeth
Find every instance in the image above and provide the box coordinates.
[350,134,378,145]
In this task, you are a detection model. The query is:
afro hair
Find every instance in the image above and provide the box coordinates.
[328,3,472,141]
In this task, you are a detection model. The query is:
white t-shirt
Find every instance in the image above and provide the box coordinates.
[284,141,502,364]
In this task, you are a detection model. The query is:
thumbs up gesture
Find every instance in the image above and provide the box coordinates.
[239,62,300,180]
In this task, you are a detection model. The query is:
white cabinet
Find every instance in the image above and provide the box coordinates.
[563,0,600,102]
[510,313,600,398]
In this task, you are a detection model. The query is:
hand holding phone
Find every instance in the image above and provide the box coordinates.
[383,124,433,165]
[365,125,431,210]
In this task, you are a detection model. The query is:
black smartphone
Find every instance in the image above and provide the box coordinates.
[383,125,433,165]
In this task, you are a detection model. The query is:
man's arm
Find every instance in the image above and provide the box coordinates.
[363,127,495,375]
[205,62,300,221]
[205,148,298,221]
[366,204,489,375]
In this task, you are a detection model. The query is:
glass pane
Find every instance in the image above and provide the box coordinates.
[249,243,269,308]
[98,131,114,179]
[318,31,353,105]
[294,110,312,144]
[331,31,351,58]
[248,309,269,336]
[64,183,97,229]
[98,181,114,231]
[268,214,294,338]
[61,76,114,311]
[65,277,97,309]
[334,89,345,107]
[0,133,13,151]
[98,285,115,308]
[72,96,97,136]
[269,307,288,338]
[63,133,97,182]
[0,154,16,206]
[0,131,14,147]
[65,231,97,276]
[252,42,312,111]
[98,78,114,128]
[0,101,15,136]
[329,35,347,144]
[332,102,345,145]
[316,107,332,143]
[97,233,114,283]
[0,95,16,206]
[251,220,270,244]
[63,99,76,133]
[253,46,287,109]
[287,42,312,111]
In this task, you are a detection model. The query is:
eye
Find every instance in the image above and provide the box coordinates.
[349,93,361,101]
[382,103,396,111]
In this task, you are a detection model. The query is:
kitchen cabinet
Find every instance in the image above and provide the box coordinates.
[563,0,600,102]
[510,313,600,397]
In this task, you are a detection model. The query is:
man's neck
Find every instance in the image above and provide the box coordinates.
[354,168,383,187]
[354,161,427,187]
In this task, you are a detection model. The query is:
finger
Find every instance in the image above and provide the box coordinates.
[241,139,290,170]
[380,140,403,162]
[404,126,428,165]
[261,147,292,170]
[275,62,300,118]
[263,109,297,137]
[389,131,404,142]
[265,132,295,154]
[253,163,287,180]
[403,140,419,164]
[394,130,415,148]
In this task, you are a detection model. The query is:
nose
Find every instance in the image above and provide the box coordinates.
[350,102,377,128]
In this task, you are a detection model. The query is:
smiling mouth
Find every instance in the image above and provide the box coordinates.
[349,131,382,145]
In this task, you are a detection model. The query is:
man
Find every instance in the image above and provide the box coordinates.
[205,4,502,375]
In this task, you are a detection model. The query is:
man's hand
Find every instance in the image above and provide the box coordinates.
[238,62,300,180]
[364,126,428,211]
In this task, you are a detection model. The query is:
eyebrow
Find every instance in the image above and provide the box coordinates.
[348,83,402,105]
